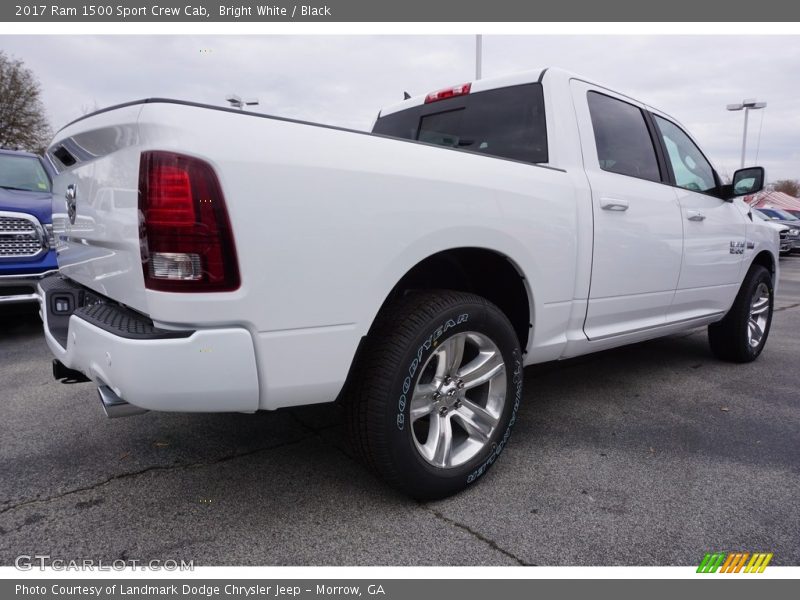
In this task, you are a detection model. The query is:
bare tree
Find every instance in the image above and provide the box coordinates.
[0,51,52,154]
[770,179,800,198]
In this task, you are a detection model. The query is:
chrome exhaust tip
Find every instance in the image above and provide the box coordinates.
[97,385,148,418]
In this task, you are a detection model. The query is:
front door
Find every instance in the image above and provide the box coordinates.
[650,114,747,320]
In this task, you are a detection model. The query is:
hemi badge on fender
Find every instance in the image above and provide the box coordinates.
[746,241,755,249]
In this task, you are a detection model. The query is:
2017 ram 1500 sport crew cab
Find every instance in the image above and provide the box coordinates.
[40,68,777,498]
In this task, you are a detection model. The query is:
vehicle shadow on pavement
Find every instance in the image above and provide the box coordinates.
[0,303,41,337]
[523,330,799,473]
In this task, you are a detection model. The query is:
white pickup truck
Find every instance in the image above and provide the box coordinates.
[40,68,777,499]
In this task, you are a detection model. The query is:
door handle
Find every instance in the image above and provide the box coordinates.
[600,197,629,211]
[687,210,706,222]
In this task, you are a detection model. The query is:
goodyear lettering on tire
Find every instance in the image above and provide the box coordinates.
[397,313,469,431]
[466,348,522,484]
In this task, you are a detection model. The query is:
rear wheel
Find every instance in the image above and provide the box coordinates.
[708,265,773,363]
[345,290,523,500]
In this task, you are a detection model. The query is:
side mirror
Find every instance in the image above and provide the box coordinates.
[731,166,765,197]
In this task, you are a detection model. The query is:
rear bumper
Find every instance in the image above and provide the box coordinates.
[39,276,260,413]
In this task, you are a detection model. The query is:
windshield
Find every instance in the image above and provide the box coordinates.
[758,207,798,221]
[0,154,51,193]
[773,208,799,221]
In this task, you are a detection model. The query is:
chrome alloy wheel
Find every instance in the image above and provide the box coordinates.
[409,331,507,469]
[747,282,771,348]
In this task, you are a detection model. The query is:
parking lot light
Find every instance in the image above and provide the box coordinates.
[727,98,767,168]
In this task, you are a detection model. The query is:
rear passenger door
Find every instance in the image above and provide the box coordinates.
[570,81,684,340]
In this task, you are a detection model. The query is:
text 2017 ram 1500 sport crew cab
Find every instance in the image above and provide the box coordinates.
[40,68,777,499]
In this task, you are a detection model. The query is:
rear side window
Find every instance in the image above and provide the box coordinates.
[373,83,548,164]
[587,91,661,183]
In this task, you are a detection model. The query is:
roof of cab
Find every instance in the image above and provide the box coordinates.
[375,66,687,142]
[378,67,549,118]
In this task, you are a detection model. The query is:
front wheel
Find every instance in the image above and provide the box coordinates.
[708,265,774,363]
[345,290,523,500]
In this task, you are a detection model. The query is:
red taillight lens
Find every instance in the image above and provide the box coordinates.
[146,165,195,226]
[139,151,240,292]
[424,82,472,104]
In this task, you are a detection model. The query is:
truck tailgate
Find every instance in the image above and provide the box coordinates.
[47,104,148,313]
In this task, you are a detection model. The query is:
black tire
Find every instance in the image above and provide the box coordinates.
[344,290,523,500]
[708,265,774,363]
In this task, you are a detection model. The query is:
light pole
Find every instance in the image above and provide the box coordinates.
[727,98,766,168]
[475,34,482,80]
[226,94,259,111]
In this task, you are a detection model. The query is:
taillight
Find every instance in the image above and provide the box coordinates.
[138,151,240,292]
[424,82,472,104]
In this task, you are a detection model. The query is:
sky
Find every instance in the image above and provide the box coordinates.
[2,35,799,181]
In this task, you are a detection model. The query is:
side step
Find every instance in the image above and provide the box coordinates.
[97,385,148,418]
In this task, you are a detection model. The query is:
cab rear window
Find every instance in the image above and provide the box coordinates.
[373,83,548,165]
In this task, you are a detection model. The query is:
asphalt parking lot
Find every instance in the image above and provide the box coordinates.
[1,260,799,567]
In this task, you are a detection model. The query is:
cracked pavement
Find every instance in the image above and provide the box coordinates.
[1,258,798,566]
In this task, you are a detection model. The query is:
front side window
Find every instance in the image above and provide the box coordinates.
[0,154,51,193]
[586,91,661,183]
[373,83,548,164]
[653,116,716,193]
